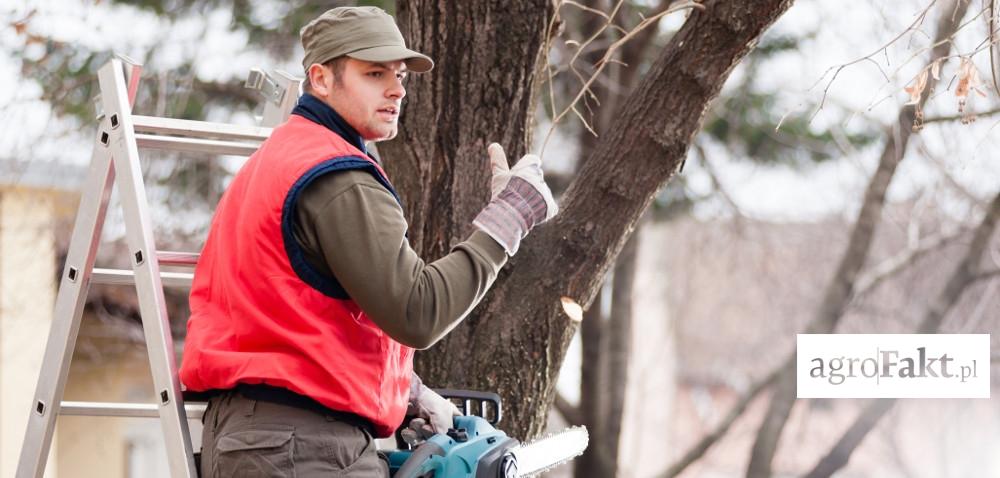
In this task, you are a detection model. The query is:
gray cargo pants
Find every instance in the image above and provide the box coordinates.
[200,390,389,477]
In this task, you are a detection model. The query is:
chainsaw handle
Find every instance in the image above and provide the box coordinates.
[433,389,502,424]
[393,441,445,478]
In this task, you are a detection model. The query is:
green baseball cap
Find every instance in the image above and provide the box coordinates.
[300,6,434,73]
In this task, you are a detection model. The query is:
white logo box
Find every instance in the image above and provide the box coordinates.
[797,334,991,398]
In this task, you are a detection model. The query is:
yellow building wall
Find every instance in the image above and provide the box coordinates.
[0,187,59,477]
[1,185,188,478]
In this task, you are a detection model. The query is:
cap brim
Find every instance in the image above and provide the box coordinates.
[347,45,434,73]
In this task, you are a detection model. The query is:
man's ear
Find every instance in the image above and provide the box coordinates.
[306,63,330,98]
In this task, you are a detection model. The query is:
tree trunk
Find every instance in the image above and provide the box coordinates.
[575,284,607,478]
[745,2,971,475]
[385,0,794,439]
[602,216,640,476]
[385,0,556,263]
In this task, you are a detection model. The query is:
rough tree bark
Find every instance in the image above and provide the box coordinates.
[745,1,971,475]
[804,189,1000,478]
[572,1,662,475]
[384,0,795,439]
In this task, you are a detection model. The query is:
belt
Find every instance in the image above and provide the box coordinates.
[217,384,376,437]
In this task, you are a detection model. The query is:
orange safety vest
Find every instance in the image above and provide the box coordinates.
[179,113,413,438]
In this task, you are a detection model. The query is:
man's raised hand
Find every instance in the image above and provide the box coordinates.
[474,142,559,255]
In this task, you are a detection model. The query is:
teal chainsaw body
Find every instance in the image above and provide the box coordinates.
[387,415,520,478]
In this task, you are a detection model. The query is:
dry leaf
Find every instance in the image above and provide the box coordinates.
[930,58,941,81]
[956,57,987,120]
[560,297,583,322]
[903,69,928,105]
[11,10,35,35]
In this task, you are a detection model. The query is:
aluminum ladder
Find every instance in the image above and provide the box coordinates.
[16,54,300,478]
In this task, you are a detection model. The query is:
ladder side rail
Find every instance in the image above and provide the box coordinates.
[97,58,197,478]
[16,128,117,478]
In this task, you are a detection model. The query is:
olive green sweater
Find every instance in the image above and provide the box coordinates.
[292,169,507,350]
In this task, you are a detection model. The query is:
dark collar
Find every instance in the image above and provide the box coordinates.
[292,93,368,156]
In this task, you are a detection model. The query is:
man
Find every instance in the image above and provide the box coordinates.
[178,6,557,477]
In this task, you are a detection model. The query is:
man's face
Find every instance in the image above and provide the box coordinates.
[316,58,407,142]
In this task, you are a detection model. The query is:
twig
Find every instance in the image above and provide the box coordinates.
[991,0,999,95]
[859,7,997,118]
[692,141,745,219]
[810,2,994,124]
[852,229,966,298]
[807,0,940,120]
[541,1,706,157]
[659,369,780,478]
[552,391,583,426]
[923,107,1000,123]
[920,143,987,210]
[973,267,1000,282]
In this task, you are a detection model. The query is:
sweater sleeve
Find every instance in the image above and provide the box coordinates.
[292,169,508,349]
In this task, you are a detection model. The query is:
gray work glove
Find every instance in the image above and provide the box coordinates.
[408,380,461,435]
[473,143,558,255]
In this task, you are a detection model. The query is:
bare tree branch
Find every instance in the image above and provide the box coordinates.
[972,267,1000,282]
[803,399,898,478]
[988,0,999,96]
[603,215,642,476]
[852,229,966,298]
[693,141,745,219]
[804,188,1000,478]
[554,391,583,426]
[923,107,1000,123]
[805,0,940,120]
[542,0,705,155]
[660,369,780,478]
[746,3,972,476]
[921,143,987,207]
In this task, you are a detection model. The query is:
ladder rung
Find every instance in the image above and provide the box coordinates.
[157,251,200,266]
[135,134,260,156]
[132,115,272,142]
[60,401,206,419]
[92,268,193,288]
